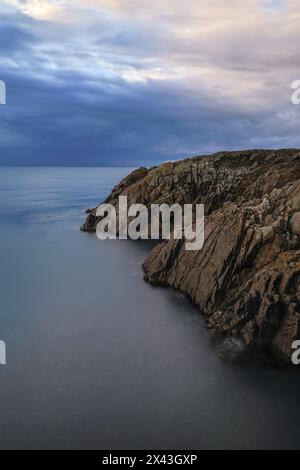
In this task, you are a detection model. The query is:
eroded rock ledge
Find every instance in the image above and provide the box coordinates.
[82,149,300,364]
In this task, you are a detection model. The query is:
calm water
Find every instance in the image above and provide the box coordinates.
[0,167,300,450]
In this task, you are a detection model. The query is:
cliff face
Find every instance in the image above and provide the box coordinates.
[82,149,300,364]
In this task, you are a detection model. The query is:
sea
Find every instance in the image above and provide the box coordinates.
[0,167,299,449]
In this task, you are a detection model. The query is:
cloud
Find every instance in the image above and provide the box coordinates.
[3,0,63,20]
[0,0,299,165]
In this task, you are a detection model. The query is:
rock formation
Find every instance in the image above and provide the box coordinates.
[81,149,300,364]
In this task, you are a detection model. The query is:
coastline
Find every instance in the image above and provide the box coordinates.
[82,149,300,365]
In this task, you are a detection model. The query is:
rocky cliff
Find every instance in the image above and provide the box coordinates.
[82,149,300,364]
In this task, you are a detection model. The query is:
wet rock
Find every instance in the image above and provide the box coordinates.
[216,337,250,364]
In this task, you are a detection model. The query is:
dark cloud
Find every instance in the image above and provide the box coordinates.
[0,0,299,166]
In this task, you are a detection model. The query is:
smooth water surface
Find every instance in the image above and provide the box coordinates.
[0,167,299,450]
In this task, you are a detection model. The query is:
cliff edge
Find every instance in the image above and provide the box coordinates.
[82,149,300,364]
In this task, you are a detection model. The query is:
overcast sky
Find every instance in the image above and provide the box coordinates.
[0,0,299,166]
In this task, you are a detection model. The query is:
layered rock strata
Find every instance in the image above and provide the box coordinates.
[82,150,300,363]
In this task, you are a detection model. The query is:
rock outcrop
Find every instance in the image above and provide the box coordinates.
[82,149,300,364]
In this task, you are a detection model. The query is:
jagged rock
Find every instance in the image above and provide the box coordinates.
[82,149,300,364]
[290,212,300,236]
[80,211,97,232]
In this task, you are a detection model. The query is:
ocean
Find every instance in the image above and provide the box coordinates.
[0,167,300,449]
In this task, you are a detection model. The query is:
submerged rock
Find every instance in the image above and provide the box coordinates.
[215,337,250,364]
[82,149,300,364]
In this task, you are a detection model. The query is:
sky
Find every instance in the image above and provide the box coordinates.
[0,0,299,166]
